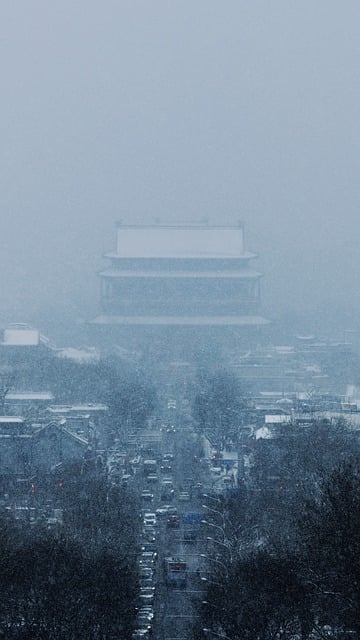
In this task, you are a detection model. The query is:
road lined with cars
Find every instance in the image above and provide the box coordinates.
[127,396,212,640]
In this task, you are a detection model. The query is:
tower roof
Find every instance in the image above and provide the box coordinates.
[113,222,255,259]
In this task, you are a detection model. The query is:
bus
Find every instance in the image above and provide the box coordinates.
[164,556,187,587]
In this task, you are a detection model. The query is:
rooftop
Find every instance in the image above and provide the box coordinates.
[91,314,269,327]
[5,392,54,402]
[113,224,254,260]
[2,328,40,346]
[99,268,262,279]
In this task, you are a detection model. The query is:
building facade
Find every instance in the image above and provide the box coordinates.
[91,221,268,352]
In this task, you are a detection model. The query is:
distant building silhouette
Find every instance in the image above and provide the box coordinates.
[90,220,268,353]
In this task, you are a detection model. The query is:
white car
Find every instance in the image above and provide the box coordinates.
[143,513,157,526]
[141,490,154,502]
[139,587,155,604]
[146,474,158,484]
[138,552,157,567]
[178,491,190,502]
[156,504,177,517]
[132,630,150,639]
[142,527,156,542]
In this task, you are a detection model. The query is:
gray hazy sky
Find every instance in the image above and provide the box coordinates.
[1,1,360,335]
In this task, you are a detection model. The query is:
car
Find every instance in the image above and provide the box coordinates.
[161,478,174,490]
[141,549,157,561]
[193,482,203,495]
[155,505,169,518]
[166,505,178,515]
[210,467,222,475]
[135,609,153,622]
[139,587,155,603]
[139,577,155,589]
[155,504,177,517]
[166,515,181,529]
[121,474,132,487]
[162,453,175,461]
[139,552,157,567]
[139,567,153,580]
[136,605,154,620]
[143,513,157,526]
[142,527,156,543]
[134,615,153,630]
[161,489,175,501]
[134,617,152,632]
[160,480,175,500]
[179,491,190,502]
[141,490,154,502]
[166,426,176,433]
[160,464,173,474]
[146,474,158,484]
[140,542,157,553]
[132,629,150,639]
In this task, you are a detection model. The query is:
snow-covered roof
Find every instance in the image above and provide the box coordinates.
[99,268,262,279]
[5,392,54,402]
[56,347,100,363]
[265,415,292,424]
[68,404,108,412]
[114,225,251,259]
[3,328,40,346]
[91,314,270,327]
[33,421,89,446]
[255,426,273,440]
[48,404,108,414]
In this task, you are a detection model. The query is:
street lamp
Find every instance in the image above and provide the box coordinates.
[202,600,218,608]
[206,536,233,564]
[202,503,224,517]
[202,503,227,529]
[203,494,222,504]
[200,553,229,578]
[201,520,226,541]
[201,576,223,588]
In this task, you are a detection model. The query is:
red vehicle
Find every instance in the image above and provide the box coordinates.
[166,515,180,529]
[164,557,187,587]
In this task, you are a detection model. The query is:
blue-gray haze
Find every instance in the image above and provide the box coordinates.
[1,1,359,342]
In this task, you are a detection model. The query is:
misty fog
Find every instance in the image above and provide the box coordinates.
[1,1,360,343]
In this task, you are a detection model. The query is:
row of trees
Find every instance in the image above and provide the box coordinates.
[0,463,141,639]
[192,369,249,449]
[0,339,160,636]
[196,461,360,639]
[191,391,360,640]
[7,351,158,439]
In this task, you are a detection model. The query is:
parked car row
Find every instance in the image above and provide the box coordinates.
[132,427,179,639]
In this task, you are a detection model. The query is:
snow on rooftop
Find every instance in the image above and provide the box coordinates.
[115,226,248,259]
[255,426,273,440]
[3,328,40,346]
[48,404,108,413]
[5,392,54,402]
[0,416,24,423]
[91,314,269,327]
[265,415,292,424]
[99,268,261,279]
[56,347,100,363]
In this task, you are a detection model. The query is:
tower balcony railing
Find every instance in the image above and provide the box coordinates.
[101,296,261,315]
